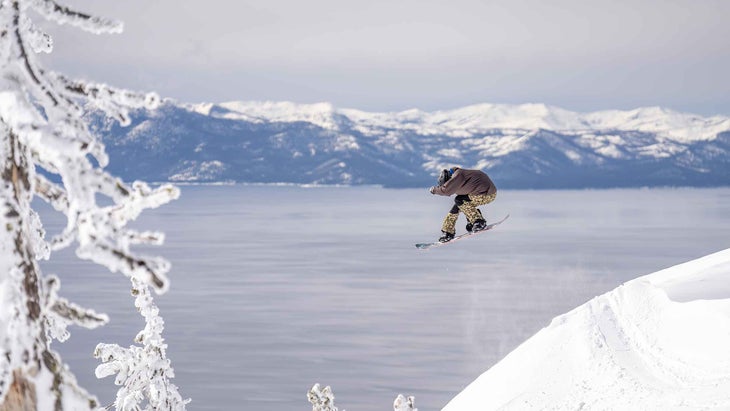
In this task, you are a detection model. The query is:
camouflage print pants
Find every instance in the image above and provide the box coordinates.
[441,192,497,234]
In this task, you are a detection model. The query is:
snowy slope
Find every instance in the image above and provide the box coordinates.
[443,249,730,410]
[89,100,730,187]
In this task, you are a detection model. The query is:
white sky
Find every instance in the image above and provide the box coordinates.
[41,0,730,114]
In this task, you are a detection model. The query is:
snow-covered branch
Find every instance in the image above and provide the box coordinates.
[20,15,53,53]
[34,174,69,212]
[27,0,123,34]
[94,278,189,411]
[43,275,109,342]
[55,73,160,126]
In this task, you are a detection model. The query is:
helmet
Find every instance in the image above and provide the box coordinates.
[438,169,451,186]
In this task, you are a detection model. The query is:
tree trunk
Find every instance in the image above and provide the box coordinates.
[0,125,43,410]
[0,371,37,411]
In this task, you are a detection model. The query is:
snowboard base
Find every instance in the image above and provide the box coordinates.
[415,214,509,250]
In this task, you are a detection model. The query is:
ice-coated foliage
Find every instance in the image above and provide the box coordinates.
[393,394,417,411]
[307,384,340,411]
[306,385,418,411]
[94,278,189,411]
[0,0,185,410]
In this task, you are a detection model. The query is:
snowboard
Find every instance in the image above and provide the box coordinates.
[415,214,510,250]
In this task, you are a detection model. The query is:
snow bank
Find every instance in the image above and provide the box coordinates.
[443,248,730,410]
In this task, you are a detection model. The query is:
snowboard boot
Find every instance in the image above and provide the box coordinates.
[439,231,455,243]
[466,209,485,232]
[471,219,487,232]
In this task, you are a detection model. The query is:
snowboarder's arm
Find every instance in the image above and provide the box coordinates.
[430,171,463,196]
[430,185,450,196]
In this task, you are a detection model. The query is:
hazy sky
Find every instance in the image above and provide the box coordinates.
[41,0,730,114]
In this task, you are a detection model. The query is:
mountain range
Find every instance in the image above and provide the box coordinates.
[87,101,730,188]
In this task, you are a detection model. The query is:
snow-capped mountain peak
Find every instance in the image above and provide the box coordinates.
[191,100,342,130]
[191,100,730,142]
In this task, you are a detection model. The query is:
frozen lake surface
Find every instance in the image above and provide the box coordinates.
[40,186,730,410]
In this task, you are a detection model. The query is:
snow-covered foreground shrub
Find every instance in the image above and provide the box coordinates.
[0,1,187,410]
[393,394,417,411]
[307,384,417,411]
[307,384,339,411]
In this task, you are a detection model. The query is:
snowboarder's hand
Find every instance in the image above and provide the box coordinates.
[429,186,436,194]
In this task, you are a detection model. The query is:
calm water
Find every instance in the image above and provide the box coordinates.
[39,186,730,410]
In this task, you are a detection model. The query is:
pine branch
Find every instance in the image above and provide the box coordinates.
[94,277,189,410]
[43,275,108,342]
[33,173,69,213]
[51,298,108,329]
[11,0,60,107]
[20,15,53,53]
[54,73,160,126]
[79,240,170,292]
[27,0,123,34]
[122,229,165,247]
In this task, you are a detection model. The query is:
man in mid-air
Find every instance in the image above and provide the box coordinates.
[429,167,498,243]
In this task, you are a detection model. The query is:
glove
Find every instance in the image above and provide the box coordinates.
[429,186,436,194]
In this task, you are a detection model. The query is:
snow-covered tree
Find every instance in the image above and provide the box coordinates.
[0,1,186,410]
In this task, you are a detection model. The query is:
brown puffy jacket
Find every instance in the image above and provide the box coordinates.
[431,168,497,196]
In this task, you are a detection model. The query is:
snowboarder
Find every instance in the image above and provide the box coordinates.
[429,167,498,243]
